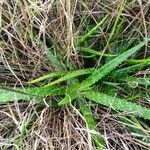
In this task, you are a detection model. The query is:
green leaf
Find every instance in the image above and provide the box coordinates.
[80,47,116,57]
[80,47,150,64]
[0,88,32,103]
[79,38,150,90]
[58,89,77,105]
[105,0,126,46]
[127,58,150,64]
[26,86,66,97]
[78,14,109,44]
[45,47,64,71]
[44,68,93,87]
[80,105,105,148]
[0,86,66,104]
[27,71,66,84]
[84,90,150,120]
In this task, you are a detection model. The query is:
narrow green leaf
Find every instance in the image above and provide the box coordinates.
[80,47,116,57]
[110,19,125,41]
[44,68,93,87]
[105,0,126,47]
[80,47,150,64]
[127,58,150,63]
[80,105,105,148]
[27,71,66,84]
[84,91,150,120]
[58,39,150,106]
[80,105,97,129]
[26,86,66,97]
[78,14,109,44]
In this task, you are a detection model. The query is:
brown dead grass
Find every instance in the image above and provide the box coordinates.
[1,103,149,149]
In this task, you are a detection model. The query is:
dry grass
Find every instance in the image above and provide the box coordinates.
[0,0,150,149]
[1,104,149,149]
[0,104,90,149]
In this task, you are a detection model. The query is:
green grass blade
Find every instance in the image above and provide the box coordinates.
[127,58,150,63]
[79,38,150,90]
[27,71,66,84]
[80,47,116,57]
[110,19,125,41]
[78,15,109,44]
[80,105,97,129]
[83,90,150,120]
[81,47,150,64]
[105,0,126,47]
[44,68,93,87]
[80,105,105,148]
